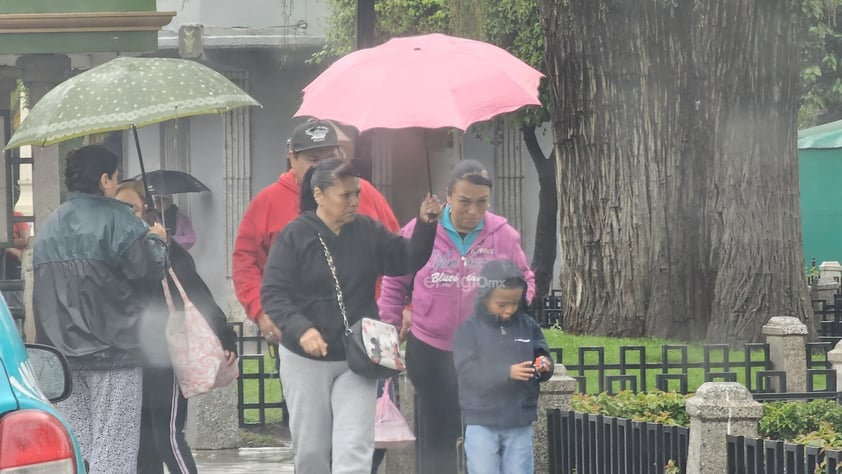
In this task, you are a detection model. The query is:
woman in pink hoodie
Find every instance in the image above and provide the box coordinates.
[378,160,535,474]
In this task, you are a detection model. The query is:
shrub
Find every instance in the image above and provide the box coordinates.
[570,390,691,427]
[759,399,842,443]
[572,392,842,447]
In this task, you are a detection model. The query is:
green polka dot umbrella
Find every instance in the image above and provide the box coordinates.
[4,56,261,150]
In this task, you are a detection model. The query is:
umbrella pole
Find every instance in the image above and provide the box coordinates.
[425,150,434,196]
[424,128,434,196]
[131,125,155,211]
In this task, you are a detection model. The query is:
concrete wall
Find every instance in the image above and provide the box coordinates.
[247,56,326,195]
[384,128,461,226]
[157,0,331,37]
[184,115,227,302]
[124,115,229,305]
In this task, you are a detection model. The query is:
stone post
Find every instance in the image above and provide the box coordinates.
[811,278,840,308]
[819,261,842,283]
[535,366,578,474]
[16,54,70,232]
[685,382,763,474]
[185,382,240,449]
[383,371,416,474]
[761,316,808,393]
[826,340,842,392]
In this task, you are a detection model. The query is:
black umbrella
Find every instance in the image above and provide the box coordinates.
[131,170,210,196]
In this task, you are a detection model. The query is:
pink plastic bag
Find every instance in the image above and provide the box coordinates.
[374,379,416,449]
[163,268,239,398]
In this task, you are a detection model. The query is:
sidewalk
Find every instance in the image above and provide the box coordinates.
[192,446,294,473]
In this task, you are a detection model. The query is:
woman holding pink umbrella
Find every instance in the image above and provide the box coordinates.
[378,160,535,473]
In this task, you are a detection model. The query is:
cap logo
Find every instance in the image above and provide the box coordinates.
[305,125,331,143]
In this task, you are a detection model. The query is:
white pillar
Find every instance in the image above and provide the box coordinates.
[16,54,70,232]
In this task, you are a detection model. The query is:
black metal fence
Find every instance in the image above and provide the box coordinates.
[727,435,842,474]
[231,296,842,425]
[231,333,840,425]
[232,322,288,427]
[547,409,689,474]
[546,342,838,401]
[812,293,842,346]
[538,289,563,328]
[545,409,842,474]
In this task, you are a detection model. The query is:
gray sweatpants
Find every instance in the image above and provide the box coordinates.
[56,368,143,474]
[279,344,377,474]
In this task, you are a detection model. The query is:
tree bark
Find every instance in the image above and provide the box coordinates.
[538,0,811,344]
[697,1,811,343]
[522,124,558,305]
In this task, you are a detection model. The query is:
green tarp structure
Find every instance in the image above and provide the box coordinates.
[799,119,842,268]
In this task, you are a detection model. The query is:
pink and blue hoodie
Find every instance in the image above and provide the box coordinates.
[378,208,535,352]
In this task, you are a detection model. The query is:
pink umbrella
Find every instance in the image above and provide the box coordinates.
[294,33,543,132]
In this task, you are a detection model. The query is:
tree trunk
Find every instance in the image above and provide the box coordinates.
[522,124,558,304]
[538,0,811,344]
[697,1,811,343]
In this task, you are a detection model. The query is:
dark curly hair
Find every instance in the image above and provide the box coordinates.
[64,145,119,195]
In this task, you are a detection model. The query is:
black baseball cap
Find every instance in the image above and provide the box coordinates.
[289,120,339,153]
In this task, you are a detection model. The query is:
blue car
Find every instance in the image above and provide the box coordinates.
[0,301,86,473]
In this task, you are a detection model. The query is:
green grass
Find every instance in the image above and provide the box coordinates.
[542,329,808,394]
[240,353,284,425]
[237,330,831,417]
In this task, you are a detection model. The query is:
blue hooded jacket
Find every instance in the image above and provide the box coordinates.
[452,259,554,428]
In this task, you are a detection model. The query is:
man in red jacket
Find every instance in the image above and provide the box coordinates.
[232,120,399,344]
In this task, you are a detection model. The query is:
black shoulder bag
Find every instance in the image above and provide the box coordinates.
[317,233,405,379]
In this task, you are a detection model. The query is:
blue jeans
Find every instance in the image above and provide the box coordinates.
[464,425,534,474]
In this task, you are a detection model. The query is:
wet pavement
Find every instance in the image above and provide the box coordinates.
[192,446,295,473]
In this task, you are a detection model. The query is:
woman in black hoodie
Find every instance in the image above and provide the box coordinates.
[261,158,441,474]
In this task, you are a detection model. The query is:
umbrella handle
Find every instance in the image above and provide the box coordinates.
[131,125,156,211]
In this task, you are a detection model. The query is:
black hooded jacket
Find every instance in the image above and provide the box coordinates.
[452,259,554,428]
[261,211,436,361]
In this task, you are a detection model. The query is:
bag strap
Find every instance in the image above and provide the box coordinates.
[161,275,176,314]
[316,233,351,335]
[161,267,191,314]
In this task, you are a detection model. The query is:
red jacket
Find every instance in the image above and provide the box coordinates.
[233,170,400,321]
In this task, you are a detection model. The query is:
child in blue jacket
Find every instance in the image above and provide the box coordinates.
[452,259,554,474]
